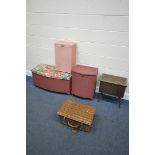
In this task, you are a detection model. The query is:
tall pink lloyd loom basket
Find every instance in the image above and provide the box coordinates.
[71,65,98,99]
[55,41,76,73]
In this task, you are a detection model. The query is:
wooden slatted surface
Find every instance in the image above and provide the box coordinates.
[100,73,127,86]
[57,100,96,125]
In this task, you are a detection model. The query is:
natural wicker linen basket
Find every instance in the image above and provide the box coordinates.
[57,100,96,133]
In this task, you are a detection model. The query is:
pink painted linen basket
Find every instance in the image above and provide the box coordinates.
[55,41,76,73]
[71,65,98,99]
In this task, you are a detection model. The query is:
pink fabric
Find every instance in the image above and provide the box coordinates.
[31,64,71,80]
[71,65,98,99]
[55,41,76,73]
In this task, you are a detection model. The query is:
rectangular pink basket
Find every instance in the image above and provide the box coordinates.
[31,64,71,94]
[32,73,71,94]
[55,41,76,73]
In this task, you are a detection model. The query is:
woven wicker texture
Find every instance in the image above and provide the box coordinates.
[57,100,96,125]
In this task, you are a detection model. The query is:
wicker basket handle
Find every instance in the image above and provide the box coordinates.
[62,117,80,128]
[62,117,67,125]
[67,120,80,128]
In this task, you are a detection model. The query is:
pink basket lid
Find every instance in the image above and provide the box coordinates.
[55,41,76,47]
[72,65,98,76]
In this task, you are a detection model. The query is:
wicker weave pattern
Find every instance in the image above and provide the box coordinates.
[57,100,96,125]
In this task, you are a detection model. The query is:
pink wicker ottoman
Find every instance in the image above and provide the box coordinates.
[31,64,71,94]
[71,65,98,99]
[55,41,76,73]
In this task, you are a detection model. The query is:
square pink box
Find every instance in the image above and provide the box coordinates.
[71,65,98,99]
